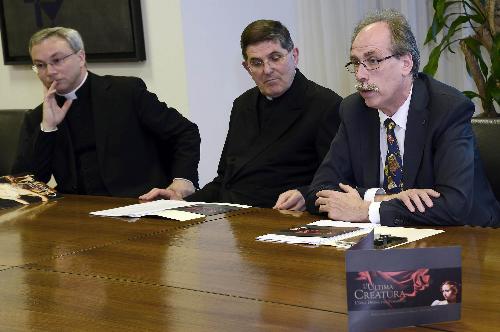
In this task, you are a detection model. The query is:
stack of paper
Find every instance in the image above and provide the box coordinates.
[371,225,444,249]
[256,220,375,246]
[90,200,250,221]
[256,220,444,249]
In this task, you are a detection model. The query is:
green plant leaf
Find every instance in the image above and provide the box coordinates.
[433,15,470,56]
[433,0,447,19]
[462,0,486,19]
[426,17,468,65]
[491,34,500,79]
[486,77,500,105]
[447,15,472,35]
[423,45,443,76]
[462,90,482,100]
[424,0,496,111]
[425,0,461,44]
[468,13,485,24]
[425,16,444,44]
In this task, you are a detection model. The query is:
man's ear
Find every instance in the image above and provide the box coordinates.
[291,47,299,66]
[77,50,86,67]
[401,53,413,76]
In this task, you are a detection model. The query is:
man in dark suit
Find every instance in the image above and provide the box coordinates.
[13,27,200,198]
[141,20,342,209]
[306,10,499,227]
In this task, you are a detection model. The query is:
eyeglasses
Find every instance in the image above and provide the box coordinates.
[247,51,289,72]
[345,54,395,73]
[32,51,78,74]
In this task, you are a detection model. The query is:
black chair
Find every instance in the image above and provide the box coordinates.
[0,109,27,176]
[471,118,500,201]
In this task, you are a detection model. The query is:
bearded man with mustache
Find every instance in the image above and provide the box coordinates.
[305,9,499,227]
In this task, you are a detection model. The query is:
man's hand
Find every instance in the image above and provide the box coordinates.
[375,189,440,213]
[315,183,370,222]
[41,81,72,131]
[273,189,305,211]
[139,179,195,201]
[139,188,181,201]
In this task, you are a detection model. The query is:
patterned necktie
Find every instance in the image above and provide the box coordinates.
[383,118,403,193]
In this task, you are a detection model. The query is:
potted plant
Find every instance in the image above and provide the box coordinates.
[424,0,499,117]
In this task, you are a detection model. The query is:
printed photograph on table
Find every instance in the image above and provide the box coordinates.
[174,203,242,216]
[277,225,361,237]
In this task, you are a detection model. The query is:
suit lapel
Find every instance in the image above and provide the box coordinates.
[403,78,429,189]
[230,71,308,178]
[361,106,381,187]
[238,89,261,147]
[88,72,112,157]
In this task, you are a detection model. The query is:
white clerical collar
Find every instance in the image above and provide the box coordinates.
[377,84,413,130]
[57,71,88,101]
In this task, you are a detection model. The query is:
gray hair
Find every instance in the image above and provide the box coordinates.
[29,27,84,55]
[352,9,420,78]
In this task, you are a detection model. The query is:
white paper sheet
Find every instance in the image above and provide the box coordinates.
[149,210,205,221]
[187,202,252,208]
[90,200,251,220]
[373,226,444,248]
[90,200,196,217]
[308,220,376,229]
[256,220,443,248]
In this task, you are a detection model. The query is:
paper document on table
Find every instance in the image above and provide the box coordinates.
[257,219,444,248]
[90,200,195,217]
[189,202,251,208]
[373,226,444,248]
[149,209,204,221]
[90,200,251,221]
[308,220,375,228]
[321,225,444,249]
[256,220,376,246]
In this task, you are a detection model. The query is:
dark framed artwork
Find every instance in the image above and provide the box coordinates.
[0,0,146,64]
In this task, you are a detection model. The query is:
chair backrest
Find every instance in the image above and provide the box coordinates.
[471,118,500,201]
[0,110,27,176]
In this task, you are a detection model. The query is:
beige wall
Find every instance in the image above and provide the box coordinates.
[0,0,190,117]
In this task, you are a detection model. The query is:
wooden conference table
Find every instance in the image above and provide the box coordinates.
[0,195,498,331]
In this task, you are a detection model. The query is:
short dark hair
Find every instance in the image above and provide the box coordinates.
[240,20,294,60]
[351,9,420,78]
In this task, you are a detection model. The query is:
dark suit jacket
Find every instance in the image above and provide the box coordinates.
[12,72,200,197]
[187,70,342,207]
[306,73,500,227]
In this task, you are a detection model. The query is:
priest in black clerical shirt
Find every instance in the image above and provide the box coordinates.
[13,27,200,198]
[140,20,342,210]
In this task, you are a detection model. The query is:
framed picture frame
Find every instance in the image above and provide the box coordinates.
[0,0,146,65]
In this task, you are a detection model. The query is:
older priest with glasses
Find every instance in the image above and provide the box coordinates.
[305,9,499,227]
[141,19,342,210]
[13,27,200,198]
